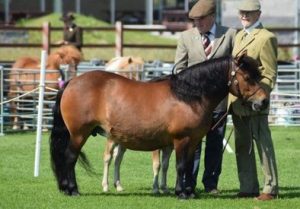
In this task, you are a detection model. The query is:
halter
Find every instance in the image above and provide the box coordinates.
[227,60,242,97]
[227,60,262,101]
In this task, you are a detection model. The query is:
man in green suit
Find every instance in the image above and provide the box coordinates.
[230,0,279,201]
[175,0,236,195]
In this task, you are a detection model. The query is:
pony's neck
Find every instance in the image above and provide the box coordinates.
[202,63,230,109]
[170,57,230,106]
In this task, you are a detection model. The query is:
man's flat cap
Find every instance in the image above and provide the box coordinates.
[238,0,261,11]
[189,0,216,19]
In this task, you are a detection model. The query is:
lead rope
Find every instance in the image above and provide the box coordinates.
[211,60,235,176]
[211,125,234,176]
[210,111,228,131]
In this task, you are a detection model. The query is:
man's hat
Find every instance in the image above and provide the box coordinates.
[188,0,216,19]
[60,12,75,21]
[238,0,261,11]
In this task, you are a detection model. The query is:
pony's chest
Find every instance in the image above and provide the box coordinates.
[167,104,212,135]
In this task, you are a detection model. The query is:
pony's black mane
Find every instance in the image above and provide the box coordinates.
[170,56,231,103]
[169,55,261,104]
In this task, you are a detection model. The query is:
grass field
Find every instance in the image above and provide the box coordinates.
[0,126,299,209]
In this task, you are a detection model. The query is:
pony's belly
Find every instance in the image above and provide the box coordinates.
[109,130,171,151]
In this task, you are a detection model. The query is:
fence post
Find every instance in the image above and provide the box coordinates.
[42,22,50,54]
[0,66,4,136]
[34,50,47,177]
[115,21,123,57]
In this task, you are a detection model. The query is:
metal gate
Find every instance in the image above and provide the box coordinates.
[1,61,300,135]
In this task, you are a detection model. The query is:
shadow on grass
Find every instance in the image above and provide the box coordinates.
[80,186,300,199]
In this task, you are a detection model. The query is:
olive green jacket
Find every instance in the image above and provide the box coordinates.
[174,25,236,112]
[229,23,278,116]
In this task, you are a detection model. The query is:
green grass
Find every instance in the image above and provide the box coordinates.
[0,126,299,209]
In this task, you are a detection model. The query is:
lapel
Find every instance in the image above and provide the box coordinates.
[209,26,225,59]
[235,23,263,57]
[191,27,207,58]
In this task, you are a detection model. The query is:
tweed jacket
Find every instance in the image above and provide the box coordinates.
[229,23,278,116]
[174,25,236,112]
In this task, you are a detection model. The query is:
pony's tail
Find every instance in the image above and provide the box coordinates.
[49,82,70,188]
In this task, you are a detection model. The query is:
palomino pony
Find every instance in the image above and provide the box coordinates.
[8,45,82,130]
[101,56,171,194]
[50,54,269,199]
[105,56,144,80]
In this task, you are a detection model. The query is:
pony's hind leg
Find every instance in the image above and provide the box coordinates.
[113,144,126,192]
[102,139,116,192]
[152,149,161,194]
[160,146,173,194]
[62,134,92,196]
[63,144,80,196]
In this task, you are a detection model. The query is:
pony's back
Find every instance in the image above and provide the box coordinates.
[12,57,40,69]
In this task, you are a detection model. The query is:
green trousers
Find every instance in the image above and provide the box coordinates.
[232,114,278,195]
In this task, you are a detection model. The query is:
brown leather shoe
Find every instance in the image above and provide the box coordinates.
[237,192,259,198]
[255,193,276,201]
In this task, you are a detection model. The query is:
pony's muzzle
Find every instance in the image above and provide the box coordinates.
[251,98,269,111]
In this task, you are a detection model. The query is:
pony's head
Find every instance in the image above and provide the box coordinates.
[105,56,144,80]
[230,52,269,111]
[47,45,83,73]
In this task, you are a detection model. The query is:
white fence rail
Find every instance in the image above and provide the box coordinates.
[1,61,300,135]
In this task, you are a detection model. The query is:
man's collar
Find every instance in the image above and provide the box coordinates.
[209,23,217,36]
[244,20,261,34]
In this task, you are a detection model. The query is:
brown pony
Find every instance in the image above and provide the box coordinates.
[50,54,269,199]
[8,45,82,130]
[101,56,171,194]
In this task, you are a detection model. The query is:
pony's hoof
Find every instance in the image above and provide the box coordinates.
[114,182,124,192]
[63,188,80,196]
[152,188,160,195]
[177,192,189,200]
[187,192,197,199]
[161,187,170,194]
[12,125,19,130]
[23,124,29,130]
[116,186,124,192]
[102,186,109,192]
[70,190,80,196]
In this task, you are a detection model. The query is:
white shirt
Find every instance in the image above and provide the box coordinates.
[207,23,217,43]
[244,20,261,34]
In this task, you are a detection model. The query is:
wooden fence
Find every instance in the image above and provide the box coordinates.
[1,22,300,60]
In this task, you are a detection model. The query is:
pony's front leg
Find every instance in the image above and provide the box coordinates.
[102,139,115,192]
[160,146,173,194]
[113,144,126,192]
[174,138,189,199]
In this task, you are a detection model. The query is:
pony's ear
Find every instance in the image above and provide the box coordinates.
[234,50,248,65]
[128,57,132,64]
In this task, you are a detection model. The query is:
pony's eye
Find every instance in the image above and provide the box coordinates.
[244,75,250,81]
